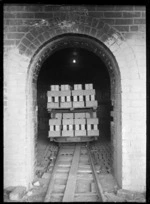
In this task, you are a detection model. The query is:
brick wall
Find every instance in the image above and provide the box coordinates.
[37,85,49,138]
[4,5,145,49]
[4,5,146,192]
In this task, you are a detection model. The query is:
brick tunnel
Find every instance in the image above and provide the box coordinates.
[37,45,112,174]
[4,4,146,199]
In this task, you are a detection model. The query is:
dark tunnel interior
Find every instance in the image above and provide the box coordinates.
[37,47,111,142]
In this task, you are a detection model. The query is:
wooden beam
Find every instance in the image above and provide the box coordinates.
[62,144,81,202]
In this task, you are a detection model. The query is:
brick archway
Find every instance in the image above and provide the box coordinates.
[4,5,146,192]
[17,16,125,58]
[21,18,138,188]
[25,32,123,188]
[5,18,139,190]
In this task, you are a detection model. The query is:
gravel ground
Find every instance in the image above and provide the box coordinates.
[4,138,59,202]
[89,137,146,202]
[4,136,145,202]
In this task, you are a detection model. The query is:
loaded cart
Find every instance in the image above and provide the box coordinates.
[47,84,99,142]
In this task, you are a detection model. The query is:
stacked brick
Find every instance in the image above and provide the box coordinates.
[47,84,99,138]
[49,119,61,137]
[84,84,98,108]
[47,85,72,109]
[47,84,98,109]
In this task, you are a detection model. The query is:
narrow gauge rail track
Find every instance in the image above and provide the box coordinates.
[44,143,106,202]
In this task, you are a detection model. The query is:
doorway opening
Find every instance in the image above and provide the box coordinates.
[27,34,121,188]
[37,47,111,143]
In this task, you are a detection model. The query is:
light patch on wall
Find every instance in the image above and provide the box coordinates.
[32,19,49,27]
[104,36,116,47]
[5,47,30,73]
[58,20,76,29]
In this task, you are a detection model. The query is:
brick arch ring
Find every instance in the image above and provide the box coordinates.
[25,32,123,186]
[17,16,136,85]
[17,17,136,91]
[17,17,125,61]
[28,33,121,88]
[16,16,138,189]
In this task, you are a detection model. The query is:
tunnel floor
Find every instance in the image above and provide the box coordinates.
[23,134,145,202]
[22,131,120,202]
[4,132,146,202]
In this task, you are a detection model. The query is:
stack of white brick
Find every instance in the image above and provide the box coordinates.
[74,112,97,136]
[74,118,86,136]
[47,84,98,109]
[60,85,72,108]
[87,118,99,136]
[48,119,61,137]
[72,84,84,108]
[47,85,60,109]
[84,84,98,108]
[47,84,72,109]
[48,111,99,137]
[62,113,74,137]
[47,83,99,138]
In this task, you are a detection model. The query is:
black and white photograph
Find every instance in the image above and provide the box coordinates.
[3,4,146,202]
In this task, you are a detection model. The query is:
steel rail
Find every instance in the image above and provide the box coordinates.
[44,148,60,202]
[44,142,106,202]
[87,143,107,202]
[62,144,81,202]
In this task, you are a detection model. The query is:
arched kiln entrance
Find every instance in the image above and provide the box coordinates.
[26,34,122,188]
